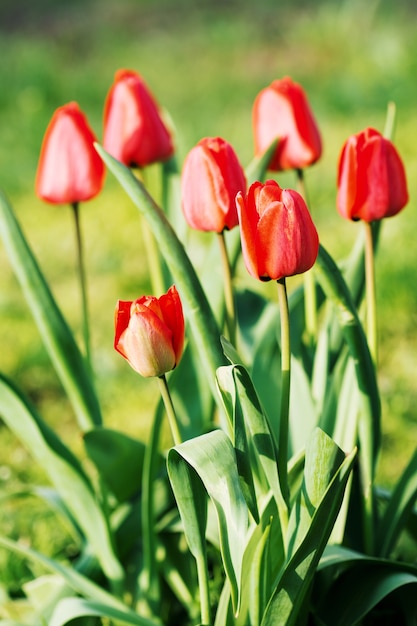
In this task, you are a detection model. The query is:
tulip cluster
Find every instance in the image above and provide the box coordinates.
[34,70,409,385]
[36,69,174,206]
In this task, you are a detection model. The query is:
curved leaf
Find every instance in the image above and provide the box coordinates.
[0,374,123,588]
[83,427,147,503]
[0,190,102,430]
[261,431,357,626]
[316,551,417,625]
[168,429,248,613]
[0,535,126,611]
[49,597,159,626]
[377,447,417,557]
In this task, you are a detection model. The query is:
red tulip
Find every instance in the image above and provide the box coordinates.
[337,127,408,222]
[114,285,184,378]
[36,102,105,204]
[181,137,246,232]
[253,76,322,172]
[103,69,174,168]
[236,179,319,281]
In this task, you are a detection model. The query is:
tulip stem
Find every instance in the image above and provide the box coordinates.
[296,168,317,346]
[277,277,291,511]
[364,221,378,365]
[71,201,92,377]
[158,374,182,446]
[217,232,236,346]
[136,401,164,614]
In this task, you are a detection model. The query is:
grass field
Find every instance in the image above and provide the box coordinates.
[1,0,417,600]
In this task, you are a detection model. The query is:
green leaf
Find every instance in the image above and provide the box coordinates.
[0,374,123,588]
[315,244,380,554]
[286,428,346,559]
[261,430,357,626]
[0,190,102,431]
[377,447,417,557]
[95,145,227,399]
[216,364,282,513]
[0,535,127,611]
[316,548,417,625]
[49,597,159,626]
[83,427,147,503]
[168,430,248,613]
[315,245,380,459]
[245,139,279,184]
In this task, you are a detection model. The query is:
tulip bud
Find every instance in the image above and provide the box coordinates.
[252,76,322,172]
[35,102,105,204]
[337,127,408,222]
[236,179,319,282]
[181,137,246,233]
[114,285,184,378]
[103,69,174,168]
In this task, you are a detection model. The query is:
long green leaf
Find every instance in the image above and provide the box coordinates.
[316,548,417,625]
[261,431,356,625]
[0,190,101,430]
[315,244,380,554]
[49,597,159,626]
[315,245,380,457]
[216,364,282,514]
[168,429,248,613]
[95,144,227,397]
[0,535,126,611]
[377,447,417,557]
[0,374,123,588]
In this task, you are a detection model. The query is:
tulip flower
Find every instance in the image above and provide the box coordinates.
[252,76,322,172]
[337,127,408,222]
[236,179,319,282]
[103,69,174,168]
[35,101,105,204]
[114,285,184,379]
[181,136,246,233]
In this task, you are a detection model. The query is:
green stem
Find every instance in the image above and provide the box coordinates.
[71,201,92,377]
[217,231,236,346]
[364,221,378,366]
[277,278,291,512]
[136,400,165,614]
[157,374,182,446]
[296,168,317,346]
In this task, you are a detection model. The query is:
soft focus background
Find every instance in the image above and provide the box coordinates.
[1,0,417,597]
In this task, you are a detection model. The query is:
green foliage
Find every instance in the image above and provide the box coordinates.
[1,3,417,624]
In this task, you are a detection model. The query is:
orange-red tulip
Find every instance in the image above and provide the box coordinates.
[236,179,319,281]
[253,76,322,172]
[103,69,174,168]
[337,127,408,222]
[36,102,105,204]
[114,285,184,378]
[181,137,246,232]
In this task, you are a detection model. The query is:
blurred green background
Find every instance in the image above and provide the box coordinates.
[1,0,417,598]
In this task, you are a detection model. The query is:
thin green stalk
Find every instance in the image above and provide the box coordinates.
[296,168,317,345]
[277,278,291,512]
[157,374,182,446]
[217,231,236,346]
[71,201,92,377]
[364,221,378,365]
[136,401,165,615]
